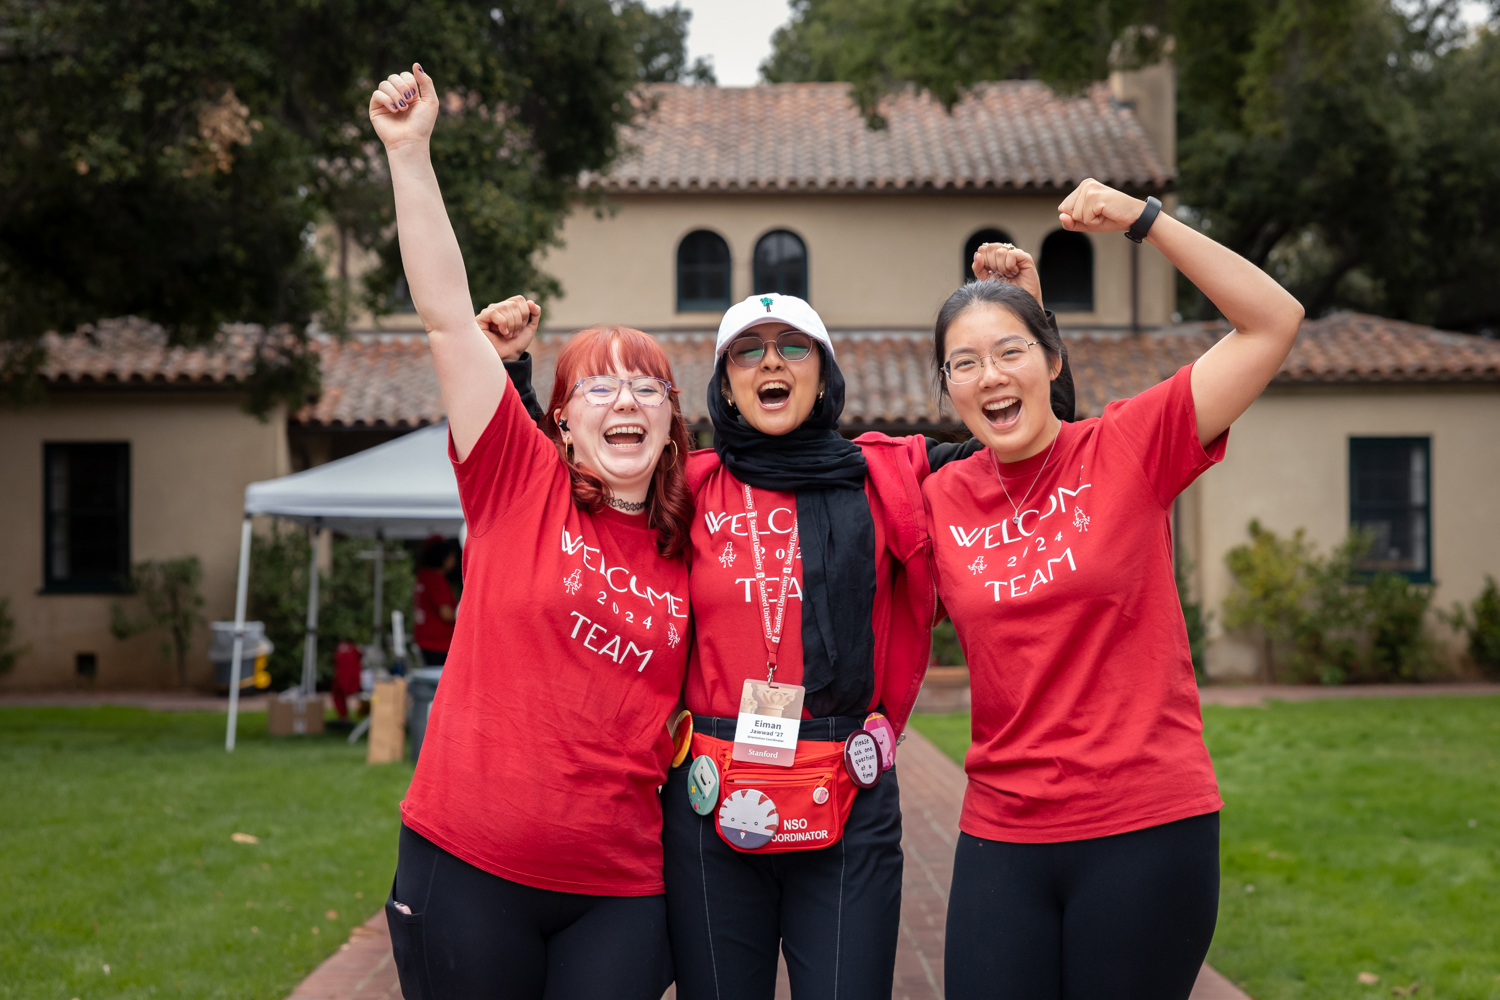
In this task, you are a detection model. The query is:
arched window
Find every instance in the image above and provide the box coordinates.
[963,228,1013,281]
[1040,229,1094,312]
[753,230,808,300]
[677,230,732,312]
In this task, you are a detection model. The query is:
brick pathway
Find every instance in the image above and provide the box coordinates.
[290,729,1249,1000]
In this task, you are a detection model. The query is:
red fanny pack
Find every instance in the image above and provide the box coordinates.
[692,732,860,854]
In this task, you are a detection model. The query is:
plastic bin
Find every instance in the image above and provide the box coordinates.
[406,667,443,765]
[209,621,274,691]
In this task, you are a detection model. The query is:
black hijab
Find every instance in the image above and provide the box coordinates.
[708,348,877,718]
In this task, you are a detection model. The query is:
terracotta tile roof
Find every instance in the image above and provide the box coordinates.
[595,82,1172,195]
[1275,312,1500,384]
[35,317,261,385]
[35,312,1500,428]
[295,333,444,428]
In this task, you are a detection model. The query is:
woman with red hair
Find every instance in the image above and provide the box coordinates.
[369,64,693,1000]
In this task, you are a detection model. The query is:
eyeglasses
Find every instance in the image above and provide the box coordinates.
[942,338,1040,384]
[726,331,815,368]
[571,375,672,406]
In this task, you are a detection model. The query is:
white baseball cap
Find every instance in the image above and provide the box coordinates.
[715,293,834,361]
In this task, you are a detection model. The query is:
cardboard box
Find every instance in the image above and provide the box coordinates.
[268,693,326,736]
[367,679,407,765]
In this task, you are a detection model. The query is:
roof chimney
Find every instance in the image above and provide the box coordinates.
[1108,27,1176,173]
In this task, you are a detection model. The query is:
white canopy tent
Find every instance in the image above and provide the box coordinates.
[224,422,463,750]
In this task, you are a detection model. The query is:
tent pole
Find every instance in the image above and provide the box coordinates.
[301,520,321,698]
[372,530,385,652]
[225,514,253,752]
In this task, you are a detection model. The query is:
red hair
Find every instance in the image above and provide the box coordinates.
[543,326,694,560]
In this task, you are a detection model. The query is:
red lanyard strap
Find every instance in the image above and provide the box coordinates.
[743,484,800,682]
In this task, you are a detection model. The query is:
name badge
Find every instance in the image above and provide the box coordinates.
[863,712,897,770]
[669,709,693,768]
[732,679,805,767]
[687,754,720,816]
[844,730,882,789]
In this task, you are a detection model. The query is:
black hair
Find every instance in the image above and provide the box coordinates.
[420,538,452,569]
[932,281,1076,421]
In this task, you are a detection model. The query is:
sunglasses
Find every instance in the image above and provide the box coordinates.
[726,331,815,368]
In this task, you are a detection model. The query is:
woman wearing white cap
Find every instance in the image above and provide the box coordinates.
[658,288,990,1000]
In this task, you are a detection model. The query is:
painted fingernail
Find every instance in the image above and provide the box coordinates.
[399,99,407,108]
[415,64,424,73]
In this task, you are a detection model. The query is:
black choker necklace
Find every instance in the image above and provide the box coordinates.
[607,497,647,513]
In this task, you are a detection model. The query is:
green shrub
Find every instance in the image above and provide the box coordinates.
[1175,553,1212,679]
[109,557,207,688]
[0,596,26,675]
[1444,575,1500,678]
[247,525,413,690]
[931,619,965,666]
[1223,520,1437,684]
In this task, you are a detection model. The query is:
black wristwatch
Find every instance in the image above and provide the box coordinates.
[1125,196,1162,243]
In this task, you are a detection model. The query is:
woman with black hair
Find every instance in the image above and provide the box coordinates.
[924,178,1304,1000]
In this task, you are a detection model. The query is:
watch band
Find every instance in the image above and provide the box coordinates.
[1125,196,1162,244]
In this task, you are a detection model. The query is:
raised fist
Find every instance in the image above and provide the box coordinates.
[369,63,439,151]
[1057,178,1148,234]
[972,242,1043,309]
[475,295,541,361]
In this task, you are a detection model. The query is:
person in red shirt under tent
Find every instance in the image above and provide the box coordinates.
[412,535,458,666]
[368,64,696,1000]
[923,181,1304,1000]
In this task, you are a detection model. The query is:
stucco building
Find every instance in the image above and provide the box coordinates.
[5,69,1498,689]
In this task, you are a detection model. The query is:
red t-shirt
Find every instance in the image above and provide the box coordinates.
[412,568,456,652]
[684,464,889,718]
[399,380,691,895]
[922,364,1226,843]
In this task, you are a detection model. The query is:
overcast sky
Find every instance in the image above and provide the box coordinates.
[667,0,796,87]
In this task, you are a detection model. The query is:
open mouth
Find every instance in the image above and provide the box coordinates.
[982,397,1022,430]
[756,381,792,410]
[604,424,646,447]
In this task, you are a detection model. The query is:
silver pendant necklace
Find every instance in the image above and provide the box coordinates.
[992,429,1060,528]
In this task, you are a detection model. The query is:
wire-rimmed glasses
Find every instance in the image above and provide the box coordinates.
[571,375,672,406]
[726,331,815,368]
[942,338,1041,384]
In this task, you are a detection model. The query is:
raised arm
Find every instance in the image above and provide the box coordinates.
[1057,180,1305,445]
[369,64,531,461]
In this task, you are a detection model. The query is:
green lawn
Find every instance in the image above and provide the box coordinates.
[0,707,412,1000]
[910,698,1500,999]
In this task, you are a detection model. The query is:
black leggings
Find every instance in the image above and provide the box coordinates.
[387,826,673,1000]
[945,812,1220,1000]
[662,715,904,1000]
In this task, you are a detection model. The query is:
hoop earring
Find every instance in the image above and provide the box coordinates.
[666,439,680,468]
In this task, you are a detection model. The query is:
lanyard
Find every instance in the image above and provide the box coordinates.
[743,484,800,682]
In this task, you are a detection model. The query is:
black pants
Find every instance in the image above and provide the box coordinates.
[945,811,1221,1000]
[387,826,673,1000]
[663,716,904,1000]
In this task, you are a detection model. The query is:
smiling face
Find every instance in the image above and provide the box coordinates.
[553,344,674,505]
[944,304,1062,462]
[722,322,824,437]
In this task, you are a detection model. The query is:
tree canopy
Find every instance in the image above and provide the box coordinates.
[0,0,707,409]
[765,0,1500,332]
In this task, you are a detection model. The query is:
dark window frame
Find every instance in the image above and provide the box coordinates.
[963,228,1014,282]
[1039,229,1095,312]
[42,442,131,594]
[752,229,809,301]
[1349,436,1431,583]
[676,230,733,312]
